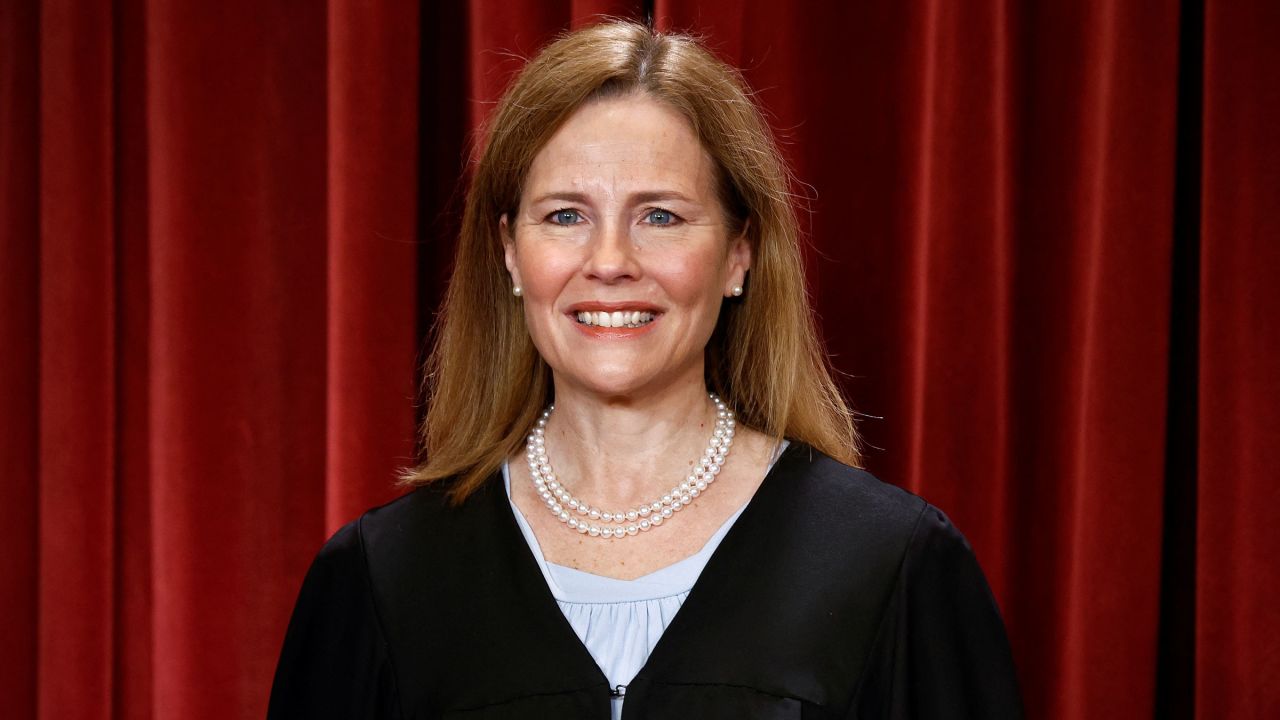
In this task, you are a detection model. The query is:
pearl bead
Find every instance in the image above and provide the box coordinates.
[525,394,736,541]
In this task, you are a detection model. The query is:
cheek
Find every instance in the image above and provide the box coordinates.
[655,248,730,304]
[518,250,579,299]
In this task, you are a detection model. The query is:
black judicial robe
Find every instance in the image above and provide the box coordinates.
[268,443,1023,719]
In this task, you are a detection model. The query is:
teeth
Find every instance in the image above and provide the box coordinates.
[575,310,656,328]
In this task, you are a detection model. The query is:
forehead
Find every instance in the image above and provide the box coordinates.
[523,94,717,200]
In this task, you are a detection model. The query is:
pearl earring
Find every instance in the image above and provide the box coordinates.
[731,285,744,297]
[513,285,522,297]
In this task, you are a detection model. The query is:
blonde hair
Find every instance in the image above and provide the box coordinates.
[403,20,860,501]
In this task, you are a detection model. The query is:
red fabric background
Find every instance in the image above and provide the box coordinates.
[1,1,1276,718]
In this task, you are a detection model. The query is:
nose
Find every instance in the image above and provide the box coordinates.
[582,219,640,283]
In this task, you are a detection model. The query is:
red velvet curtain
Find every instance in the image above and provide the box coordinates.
[1,1,1276,718]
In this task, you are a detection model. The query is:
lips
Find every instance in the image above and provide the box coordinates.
[565,302,663,335]
[576,310,655,328]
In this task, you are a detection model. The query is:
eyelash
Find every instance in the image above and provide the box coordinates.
[547,208,583,225]
[543,207,683,226]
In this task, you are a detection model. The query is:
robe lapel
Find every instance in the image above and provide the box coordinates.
[628,442,813,692]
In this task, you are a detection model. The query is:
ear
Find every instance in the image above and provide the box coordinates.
[724,220,752,296]
[500,213,521,288]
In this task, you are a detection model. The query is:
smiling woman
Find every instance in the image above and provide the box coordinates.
[268,20,1023,720]
[501,95,750,401]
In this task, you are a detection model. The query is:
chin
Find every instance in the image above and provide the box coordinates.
[571,372,655,399]
[549,359,664,399]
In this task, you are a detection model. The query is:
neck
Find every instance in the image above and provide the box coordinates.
[536,374,719,509]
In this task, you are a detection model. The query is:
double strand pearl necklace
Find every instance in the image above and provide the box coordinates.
[525,393,737,540]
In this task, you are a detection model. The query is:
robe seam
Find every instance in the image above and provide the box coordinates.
[637,678,814,705]
[443,682,612,713]
[357,513,409,719]
[845,498,930,715]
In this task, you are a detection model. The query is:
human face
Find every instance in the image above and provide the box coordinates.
[502,94,750,400]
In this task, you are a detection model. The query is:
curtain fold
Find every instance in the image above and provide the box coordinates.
[1198,2,1280,716]
[0,0,40,715]
[1,1,1275,718]
[36,0,117,717]
[324,0,420,533]
[144,2,326,714]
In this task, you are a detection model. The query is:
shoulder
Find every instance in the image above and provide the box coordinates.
[291,478,505,614]
[334,478,503,571]
[772,442,931,544]
[766,442,989,594]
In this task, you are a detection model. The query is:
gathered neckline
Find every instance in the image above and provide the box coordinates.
[502,461,748,599]
[501,439,788,599]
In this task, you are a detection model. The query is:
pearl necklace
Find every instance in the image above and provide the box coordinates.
[525,393,737,540]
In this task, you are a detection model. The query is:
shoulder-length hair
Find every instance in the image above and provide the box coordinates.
[403,20,860,501]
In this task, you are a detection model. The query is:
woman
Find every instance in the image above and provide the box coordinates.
[269,20,1022,719]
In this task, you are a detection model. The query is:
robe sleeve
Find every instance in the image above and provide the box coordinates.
[268,519,403,719]
[851,504,1024,719]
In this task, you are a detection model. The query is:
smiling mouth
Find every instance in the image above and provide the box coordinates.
[574,310,658,329]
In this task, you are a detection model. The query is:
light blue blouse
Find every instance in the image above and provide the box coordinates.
[502,441,786,719]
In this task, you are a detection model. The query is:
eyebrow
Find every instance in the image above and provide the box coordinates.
[527,190,699,206]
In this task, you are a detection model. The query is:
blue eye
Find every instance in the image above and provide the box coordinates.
[549,209,581,225]
[646,209,676,225]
